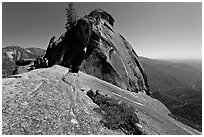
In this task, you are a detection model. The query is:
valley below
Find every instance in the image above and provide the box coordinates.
[140,57,202,131]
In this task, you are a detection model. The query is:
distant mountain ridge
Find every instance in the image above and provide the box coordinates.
[25,47,46,57]
[139,56,202,91]
[139,56,202,131]
[2,46,45,78]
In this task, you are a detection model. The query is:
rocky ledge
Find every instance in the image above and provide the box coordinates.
[2,65,201,135]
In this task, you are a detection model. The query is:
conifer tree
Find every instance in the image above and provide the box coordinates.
[65,2,79,30]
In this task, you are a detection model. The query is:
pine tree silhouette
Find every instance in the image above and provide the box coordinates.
[65,2,79,30]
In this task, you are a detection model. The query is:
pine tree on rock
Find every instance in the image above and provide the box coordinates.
[65,2,79,31]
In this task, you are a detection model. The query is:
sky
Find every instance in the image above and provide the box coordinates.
[2,2,202,60]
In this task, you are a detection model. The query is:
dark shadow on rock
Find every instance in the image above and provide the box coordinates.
[7,75,22,78]
[16,59,33,66]
[87,90,144,135]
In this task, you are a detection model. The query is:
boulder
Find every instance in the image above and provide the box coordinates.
[14,57,48,75]
[43,9,150,95]
[88,8,115,26]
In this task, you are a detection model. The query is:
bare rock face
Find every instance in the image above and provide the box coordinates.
[88,8,115,26]
[2,65,201,135]
[43,9,150,95]
[2,66,136,135]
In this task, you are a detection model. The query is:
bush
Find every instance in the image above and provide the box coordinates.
[87,90,143,135]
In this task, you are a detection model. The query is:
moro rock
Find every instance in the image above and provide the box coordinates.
[17,9,150,95]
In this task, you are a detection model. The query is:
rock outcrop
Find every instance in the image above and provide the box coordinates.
[42,9,150,95]
[2,65,201,135]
